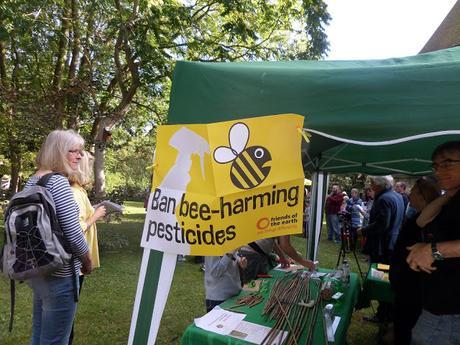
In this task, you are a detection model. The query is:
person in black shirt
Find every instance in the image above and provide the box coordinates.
[406,141,460,345]
[389,178,440,345]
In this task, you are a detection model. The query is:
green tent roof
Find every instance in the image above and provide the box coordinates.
[168,47,460,175]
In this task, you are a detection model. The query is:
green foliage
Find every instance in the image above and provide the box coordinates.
[103,126,154,196]
[0,0,330,194]
[98,229,130,251]
[330,173,368,194]
[102,184,146,204]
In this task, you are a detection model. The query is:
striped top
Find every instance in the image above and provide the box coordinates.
[25,174,89,277]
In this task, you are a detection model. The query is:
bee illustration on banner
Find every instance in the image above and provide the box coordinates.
[213,122,272,189]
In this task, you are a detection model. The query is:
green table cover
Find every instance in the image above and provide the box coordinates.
[181,268,360,345]
[360,264,394,305]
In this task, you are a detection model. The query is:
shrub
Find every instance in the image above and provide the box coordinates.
[98,230,130,252]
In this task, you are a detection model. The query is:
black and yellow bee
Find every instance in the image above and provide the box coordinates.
[213,122,272,190]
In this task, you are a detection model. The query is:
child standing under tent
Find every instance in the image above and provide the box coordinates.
[204,250,247,312]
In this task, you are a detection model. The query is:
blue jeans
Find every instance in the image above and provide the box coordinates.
[411,310,460,345]
[28,276,78,345]
[326,214,340,241]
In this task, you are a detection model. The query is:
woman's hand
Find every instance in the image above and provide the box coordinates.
[238,256,248,269]
[80,251,93,275]
[278,256,291,268]
[93,206,107,221]
[304,259,316,271]
[406,243,436,274]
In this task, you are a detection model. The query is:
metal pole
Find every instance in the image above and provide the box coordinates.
[307,171,329,261]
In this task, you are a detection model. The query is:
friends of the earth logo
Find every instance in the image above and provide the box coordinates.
[213,122,272,189]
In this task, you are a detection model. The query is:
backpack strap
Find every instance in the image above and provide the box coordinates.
[71,256,79,303]
[248,242,268,257]
[9,280,15,332]
[248,242,277,269]
[36,172,61,187]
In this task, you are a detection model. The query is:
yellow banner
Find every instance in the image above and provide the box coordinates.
[141,114,305,255]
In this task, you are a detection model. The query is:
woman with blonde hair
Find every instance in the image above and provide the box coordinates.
[67,151,106,344]
[25,129,92,345]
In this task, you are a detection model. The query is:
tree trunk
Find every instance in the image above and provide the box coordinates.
[52,0,71,127]
[93,117,110,197]
[94,142,106,197]
[0,41,7,83]
[9,146,21,195]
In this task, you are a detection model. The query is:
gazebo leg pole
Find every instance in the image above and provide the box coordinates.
[307,171,328,261]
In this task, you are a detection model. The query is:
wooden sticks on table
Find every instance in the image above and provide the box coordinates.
[229,293,264,309]
[260,272,324,345]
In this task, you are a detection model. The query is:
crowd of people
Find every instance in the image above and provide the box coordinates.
[10,128,460,345]
[204,140,460,345]
[321,141,460,345]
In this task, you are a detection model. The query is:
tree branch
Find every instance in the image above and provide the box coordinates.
[68,0,81,82]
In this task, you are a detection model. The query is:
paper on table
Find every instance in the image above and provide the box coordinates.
[229,320,288,345]
[273,264,305,272]
[370,268,388,281]
[194,307,246,336]
[311,271,327,278]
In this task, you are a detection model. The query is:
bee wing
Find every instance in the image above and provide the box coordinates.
[229,123,249,154]
[214,146,237,163]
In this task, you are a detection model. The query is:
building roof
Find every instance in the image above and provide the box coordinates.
[420,0,460,53]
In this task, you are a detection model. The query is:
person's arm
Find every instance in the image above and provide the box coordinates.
[359,200,391,237]
[407,240,460,274]
[436,240,460,258]
[356,200,366,216]
[73,188,106,232]
[237,256,248,269]
[80,251,93,275]
[51,177,89,256]
[85,206,106,231]
[278,236,315,270]
[51,176,92,274]
[273,239,290,268]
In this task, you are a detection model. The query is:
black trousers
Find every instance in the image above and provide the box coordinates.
[392,295,422,345]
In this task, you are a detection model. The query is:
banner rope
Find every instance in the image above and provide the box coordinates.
[303,129,460,146]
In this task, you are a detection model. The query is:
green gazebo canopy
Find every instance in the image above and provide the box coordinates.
[168,47,460,175]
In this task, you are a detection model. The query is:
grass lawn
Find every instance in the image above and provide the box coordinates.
[0,201,380,344]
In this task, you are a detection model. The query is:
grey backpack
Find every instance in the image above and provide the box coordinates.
[1,173,77,331]
[1,173,72,280]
